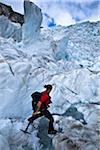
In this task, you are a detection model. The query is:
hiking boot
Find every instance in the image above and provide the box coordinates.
[48,129,57,134]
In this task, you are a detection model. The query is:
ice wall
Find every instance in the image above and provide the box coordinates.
[0,16,22,42]
[22,0,43,44]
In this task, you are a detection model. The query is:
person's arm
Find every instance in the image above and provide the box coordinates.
[32,101,42,116]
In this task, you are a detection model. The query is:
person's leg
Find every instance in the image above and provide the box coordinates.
[43,110,56,133]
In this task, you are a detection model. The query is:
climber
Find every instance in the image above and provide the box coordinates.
[25,84,57,134]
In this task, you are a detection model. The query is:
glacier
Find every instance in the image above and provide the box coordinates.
[0,1,100,150]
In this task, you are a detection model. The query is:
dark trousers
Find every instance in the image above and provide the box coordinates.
[28,109,54,131]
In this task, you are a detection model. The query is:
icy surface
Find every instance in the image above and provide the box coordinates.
[0,134,10,150]
[0,16,22,42]
[22,0,43,44]
[0,1,100,149]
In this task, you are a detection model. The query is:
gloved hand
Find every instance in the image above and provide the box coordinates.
[32,111,40,116]
[32,112,37,116]
[28,116,33,123]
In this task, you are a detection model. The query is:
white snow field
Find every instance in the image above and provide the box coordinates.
[0,0,100,150]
